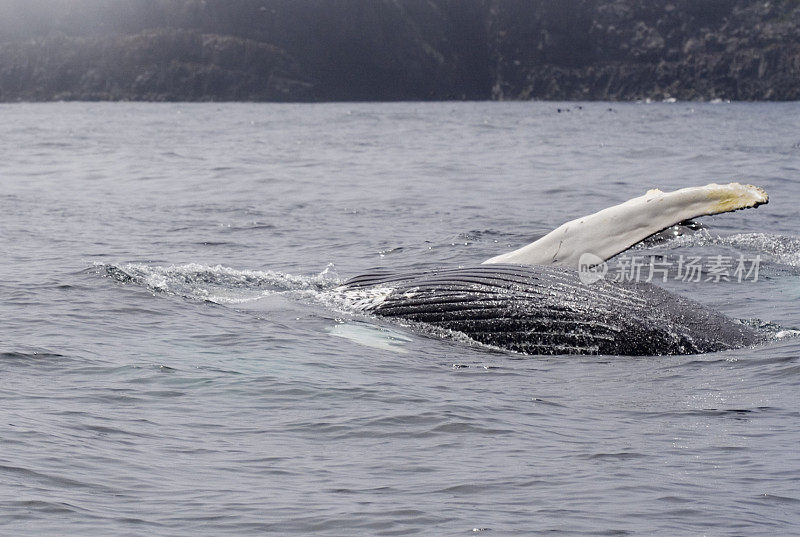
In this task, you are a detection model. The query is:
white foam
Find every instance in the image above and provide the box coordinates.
[97,262,343,304]
[654,232,800,268]
[774,329,800,339]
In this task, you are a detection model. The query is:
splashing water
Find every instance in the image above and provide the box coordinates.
[97,262,343,305]
[656,231,800,268]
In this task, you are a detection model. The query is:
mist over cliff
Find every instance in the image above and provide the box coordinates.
[1,0,798,101]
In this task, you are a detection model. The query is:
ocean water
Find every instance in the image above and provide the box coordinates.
[1,101,800,536]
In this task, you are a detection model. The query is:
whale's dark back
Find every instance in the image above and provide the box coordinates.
[342,264,758,356]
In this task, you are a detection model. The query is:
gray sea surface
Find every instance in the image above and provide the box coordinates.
[2,101,800,536]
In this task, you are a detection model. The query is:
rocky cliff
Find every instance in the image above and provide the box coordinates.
[487,0,800,100]
[0,0,798,102]
[0,29,310,101]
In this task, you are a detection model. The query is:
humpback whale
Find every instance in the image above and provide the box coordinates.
[339,183,769,356]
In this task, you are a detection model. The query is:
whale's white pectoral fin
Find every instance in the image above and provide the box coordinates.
[483,182,769,267]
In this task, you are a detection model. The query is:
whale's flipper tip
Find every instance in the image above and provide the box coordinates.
[705,182,768,214]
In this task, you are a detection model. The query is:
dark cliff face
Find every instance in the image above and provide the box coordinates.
[164,0,492,100]
[488,0,800,101]
[0,0,798,102]
[0,29,311,101]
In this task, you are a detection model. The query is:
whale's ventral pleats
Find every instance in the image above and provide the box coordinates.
[340,264,758,356]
